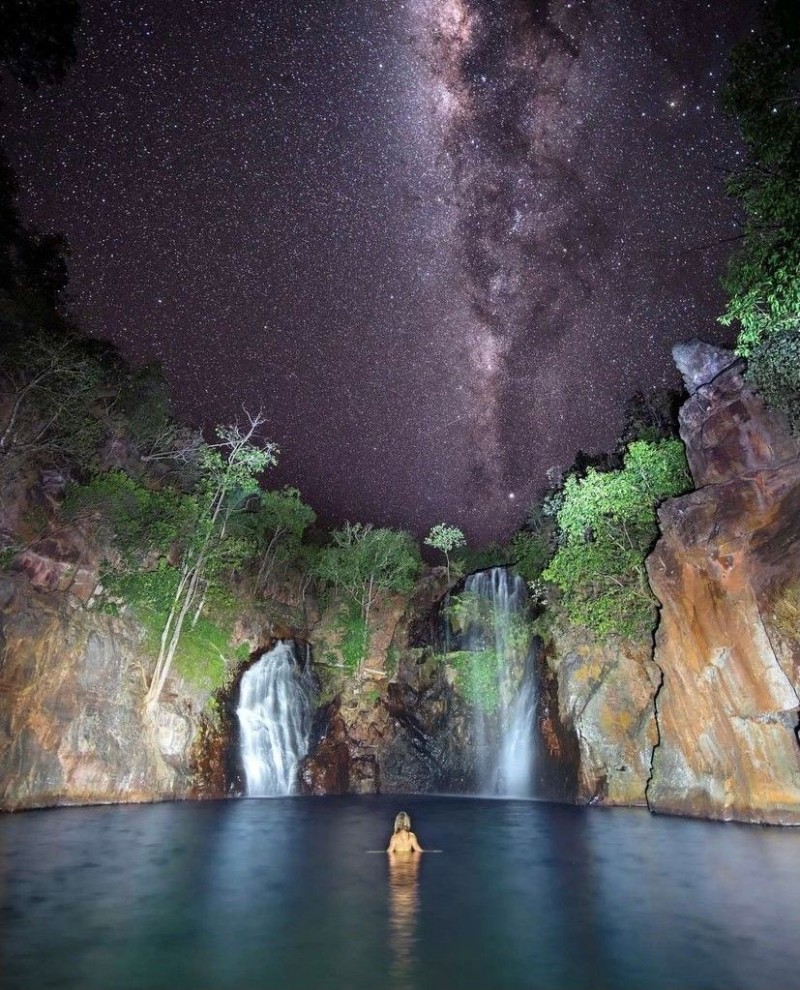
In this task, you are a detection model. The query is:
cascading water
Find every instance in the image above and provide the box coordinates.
[453,568,537,796]
[236,640,315,796]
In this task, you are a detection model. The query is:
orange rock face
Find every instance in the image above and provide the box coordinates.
[647,345,800,824]
[546,625,660,806]
[0,575,197,809]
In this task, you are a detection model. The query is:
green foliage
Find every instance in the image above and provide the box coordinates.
[447,649,501,713]
[509,530,553,584]
[314,523,420,671]
[64,471,190,564]
[746,328,800,435]
[424,522,466,583]
[315,523,422,608]
[137,607,231,692]
[618,389,680,446]
[336,601,369,672]
[443,586,531,713]
[424,523,466,556]
[145,413,279,705]
[362,686,382,706]
[455,542,509,575]
[236,486,316,591]
[542,440,690,638]
[444,590,496,636]
[106,560,180,614]
[719,3,800,355]
[0,332,109,473]
[111,363,178,458]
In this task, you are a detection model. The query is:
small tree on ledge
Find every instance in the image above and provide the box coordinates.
[424,523,466,585]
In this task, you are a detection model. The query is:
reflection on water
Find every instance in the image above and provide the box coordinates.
[388,854,421,984]
[3,796,800,990]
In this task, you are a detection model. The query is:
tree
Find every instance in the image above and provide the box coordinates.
[508,530,552,585]
[424,522,466,584]
[746,327,800,435]
[718,0,800,355]
[0,332,106,478]
[144,410,277,709]
[242,486,316,593]
[0,0,81,89]
[542,440,690,638]
[314,523,422,666]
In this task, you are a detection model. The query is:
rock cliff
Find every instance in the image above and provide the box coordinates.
[0,574,196,809]
[646,342,800,824]
[542,624,659,806]
[298,648,474,795]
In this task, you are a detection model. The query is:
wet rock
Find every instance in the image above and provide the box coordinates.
[647,352,800,824]
[533,643,581,802]
[546,624,659,806]
[299,649,474,795]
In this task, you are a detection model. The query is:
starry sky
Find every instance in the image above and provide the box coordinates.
[1,0,760,543]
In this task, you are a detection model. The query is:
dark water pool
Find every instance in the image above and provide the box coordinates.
[2,796,799,990]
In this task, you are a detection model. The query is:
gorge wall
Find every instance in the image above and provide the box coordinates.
[646,343,800,824]
[1,342,799,822]
[0,574,195,809]
[534,342,800,824]
[541,624,659,807]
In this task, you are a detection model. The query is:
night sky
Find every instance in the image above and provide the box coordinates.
[0,0,760,543]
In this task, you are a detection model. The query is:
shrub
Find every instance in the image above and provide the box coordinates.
[746,328,800,435]
[542,440,690,638]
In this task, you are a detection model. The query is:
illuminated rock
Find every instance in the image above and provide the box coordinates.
[647,343,800,824]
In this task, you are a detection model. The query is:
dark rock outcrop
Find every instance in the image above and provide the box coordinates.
[646,342,800,824]
[532,643,582,802]
[299,649,474,795]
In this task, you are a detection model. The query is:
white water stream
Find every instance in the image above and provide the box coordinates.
[236,640,314,796]
[459,567,537,796]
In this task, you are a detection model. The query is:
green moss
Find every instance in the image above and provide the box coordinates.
[447,649,501,713]
[769,582,800,640]
[337,601,368,673]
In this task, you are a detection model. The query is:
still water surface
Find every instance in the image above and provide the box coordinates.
[2,796,799,990]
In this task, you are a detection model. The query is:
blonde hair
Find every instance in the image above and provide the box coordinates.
[393,811,411,833]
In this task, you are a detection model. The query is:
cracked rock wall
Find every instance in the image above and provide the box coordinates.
[646,343,800,824]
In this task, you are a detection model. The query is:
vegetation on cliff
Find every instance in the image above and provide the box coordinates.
[313,522,421,671]
[542,440,691,638]
[720,0,800,433]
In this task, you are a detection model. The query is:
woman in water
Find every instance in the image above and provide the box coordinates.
[387,811,423,853]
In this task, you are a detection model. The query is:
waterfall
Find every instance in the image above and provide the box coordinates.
[455,568,537,796]
[236,640,315,796]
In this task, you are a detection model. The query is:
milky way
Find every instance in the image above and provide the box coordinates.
[0,0,757,542]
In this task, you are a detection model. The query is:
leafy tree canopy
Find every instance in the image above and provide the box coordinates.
[719,0,800,355]
[315,522,422,610]
[424,522,466,583]
[542,440,690,638]
[0,0,81,89]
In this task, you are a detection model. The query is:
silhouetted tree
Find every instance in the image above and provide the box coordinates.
[0,0,81,89]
